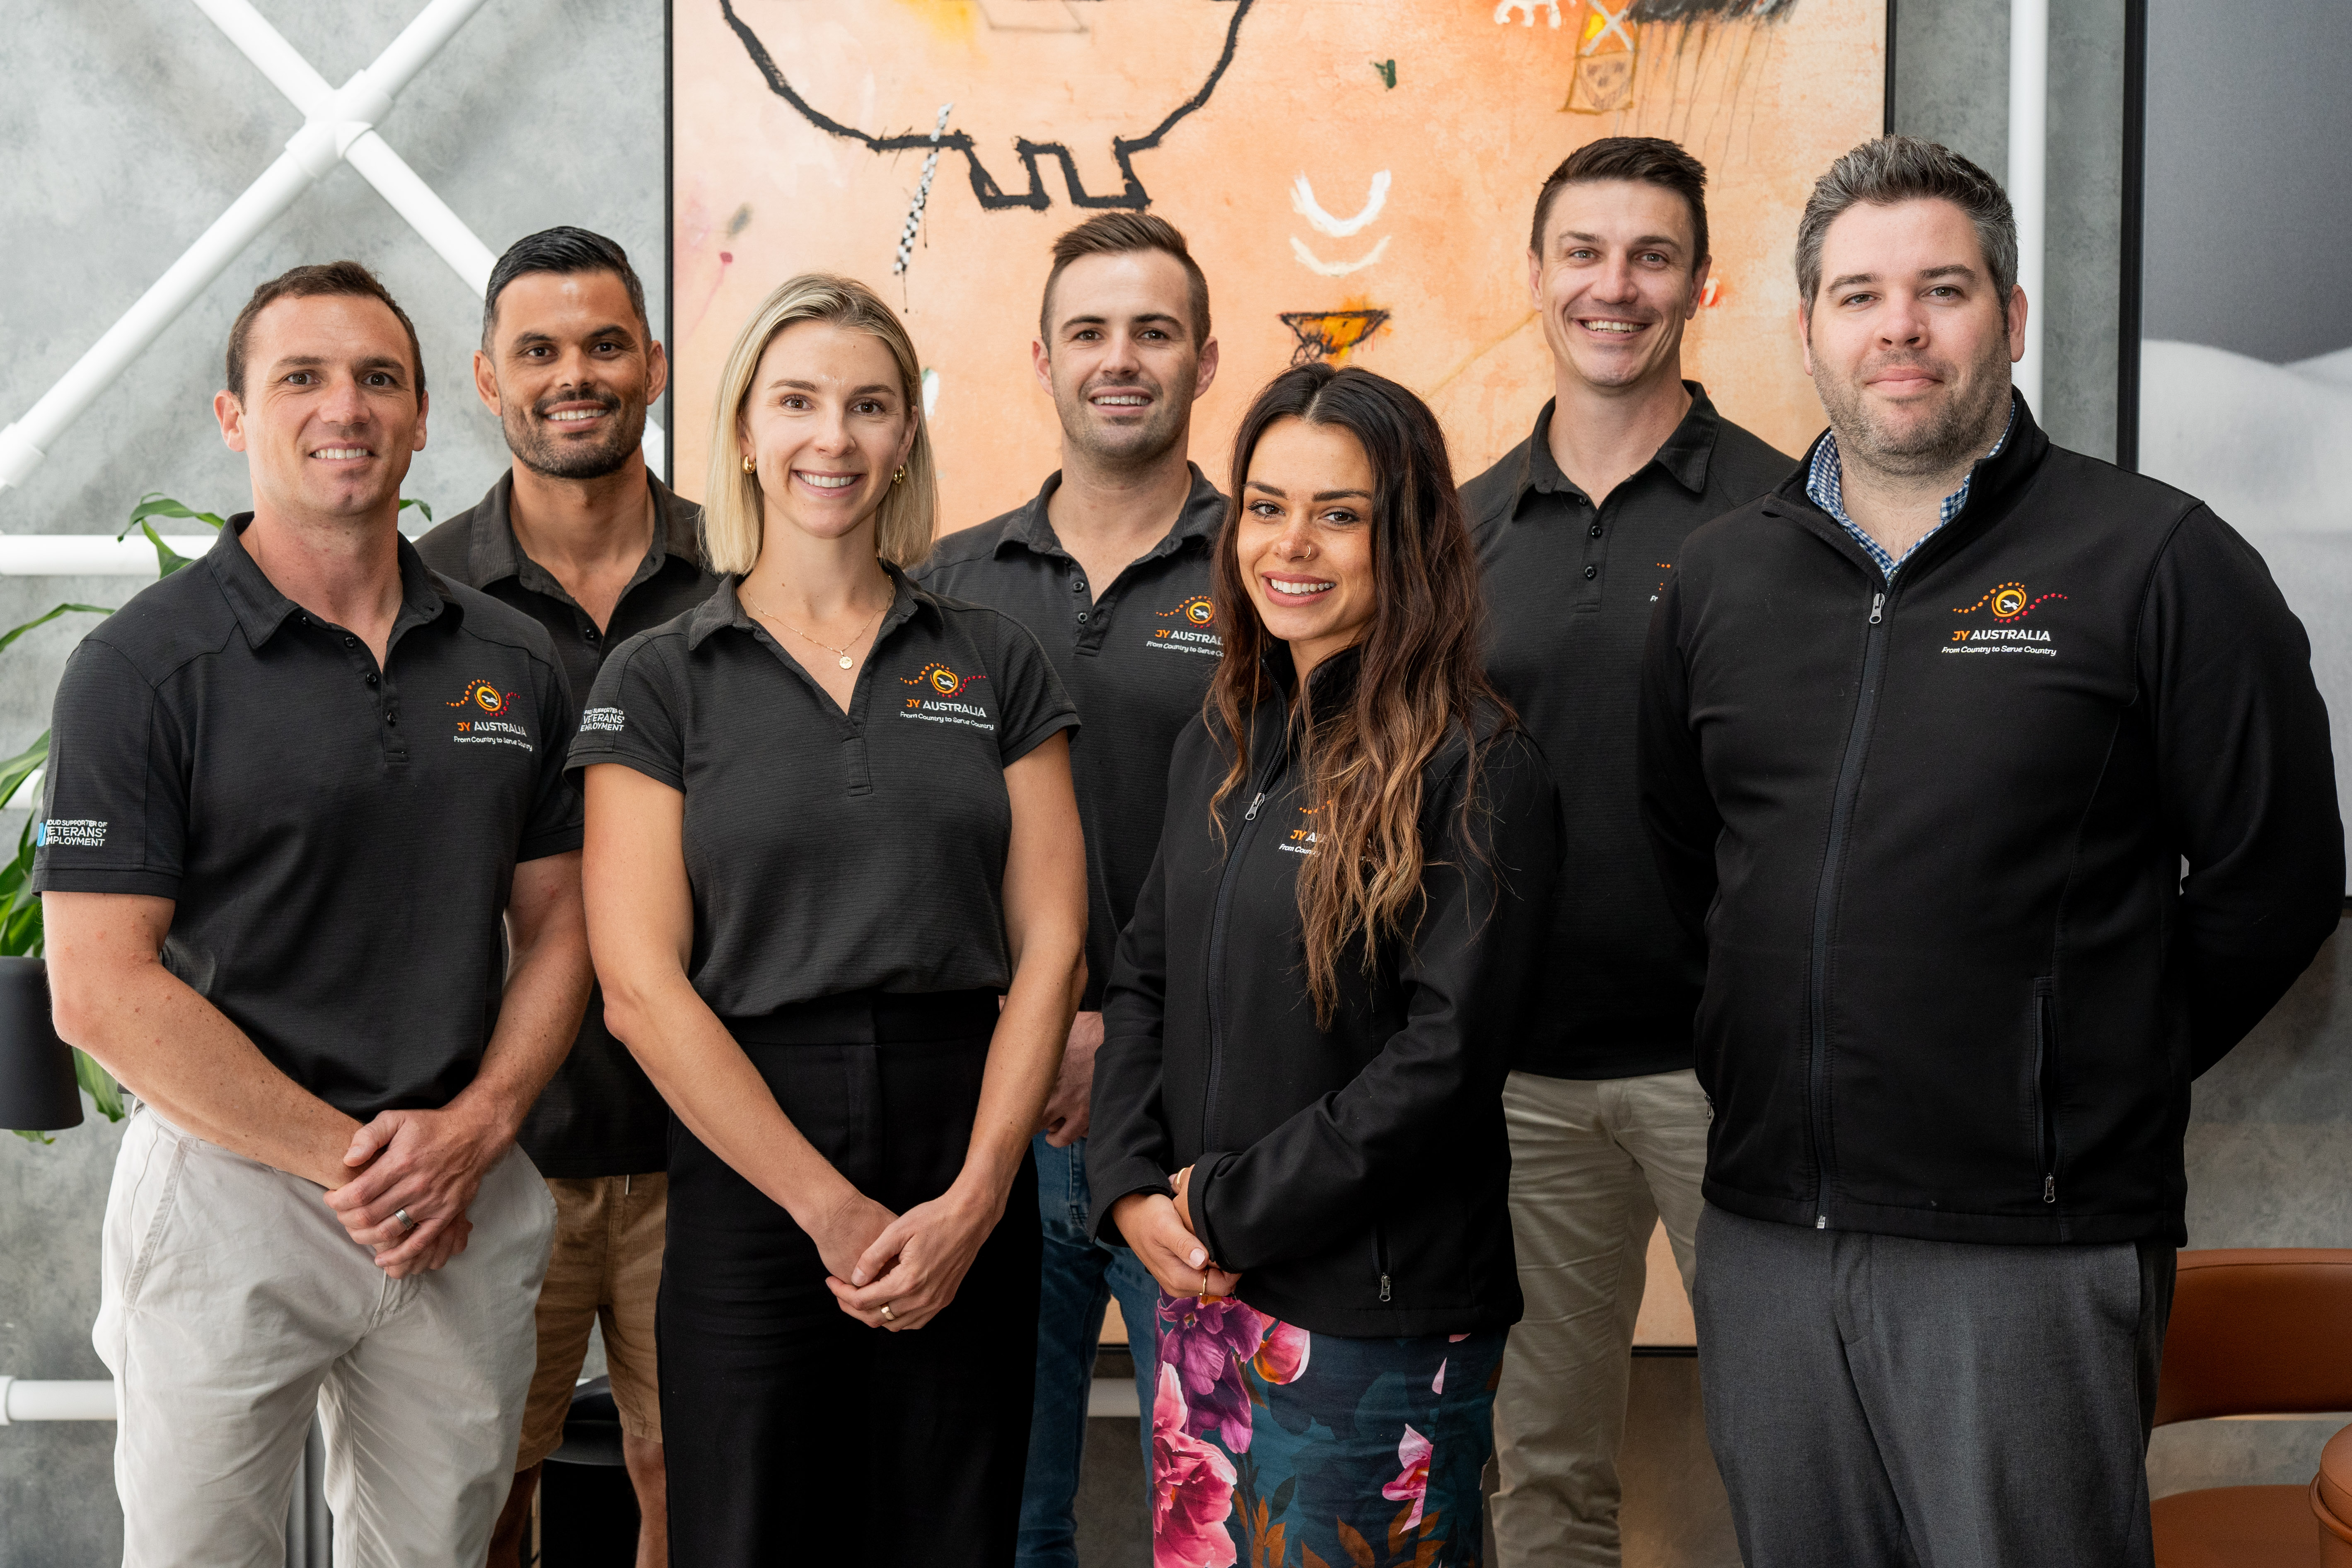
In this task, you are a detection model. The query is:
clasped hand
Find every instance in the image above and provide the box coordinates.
[1112,1164,1240,1300]
[322,1103,509,1278]
[818,1182,1001,1333]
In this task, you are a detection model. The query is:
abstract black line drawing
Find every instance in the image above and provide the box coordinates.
[1281,309,1391,366]
[716,0,1257,212]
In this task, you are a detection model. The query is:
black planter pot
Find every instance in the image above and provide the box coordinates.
[0,957,84,1132]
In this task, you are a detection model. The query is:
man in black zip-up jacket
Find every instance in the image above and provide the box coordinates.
[1637,138,2342,1568]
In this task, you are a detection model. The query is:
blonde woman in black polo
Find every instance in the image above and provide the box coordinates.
[572,274,1087,1565]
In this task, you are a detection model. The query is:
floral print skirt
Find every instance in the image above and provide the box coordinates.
[1152,1291,1507,1568]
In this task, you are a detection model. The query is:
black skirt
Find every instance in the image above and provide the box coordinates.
[660,989,1041,1566]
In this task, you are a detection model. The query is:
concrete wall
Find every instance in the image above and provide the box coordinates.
[0,3,665,1562]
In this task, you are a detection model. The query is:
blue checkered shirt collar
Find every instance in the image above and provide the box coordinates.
[1806,402,2017,582]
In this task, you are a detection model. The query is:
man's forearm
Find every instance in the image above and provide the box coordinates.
[63,957,359,1187]
[446,908,592,1143]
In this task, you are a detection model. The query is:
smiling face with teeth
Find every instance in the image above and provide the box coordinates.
[476,268,664,482]
[1528,178,1709,398]
[1035,249,1217,470]
[736,319,919,551]
[1235,416,1379,683]
[215,291,428,529]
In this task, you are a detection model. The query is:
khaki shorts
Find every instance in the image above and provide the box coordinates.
[516,1172,666,1470]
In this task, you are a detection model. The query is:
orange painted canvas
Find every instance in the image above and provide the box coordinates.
[670,0,1887,534]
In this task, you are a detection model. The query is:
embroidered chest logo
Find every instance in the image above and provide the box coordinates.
[1945,581,2067,658]
[899,662,995,732]
[1279,803,1322,857]
[1149,594,1224,657]
[448,679,533,750]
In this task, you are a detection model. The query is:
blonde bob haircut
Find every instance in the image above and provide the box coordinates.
[700,273,938,574]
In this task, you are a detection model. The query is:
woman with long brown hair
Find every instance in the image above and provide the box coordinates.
[1088,363,1560,1568]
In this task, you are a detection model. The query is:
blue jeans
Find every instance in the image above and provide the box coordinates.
[1015,1132,1160,1568]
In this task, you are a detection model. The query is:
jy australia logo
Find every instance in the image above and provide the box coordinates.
[1149,595,1223,658]
[899,662,994,733]
[1945,581,2068,659]
[1279,803,1322,858]
[447,679,533,750]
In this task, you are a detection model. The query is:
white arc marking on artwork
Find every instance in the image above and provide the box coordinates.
[1493,0,1563,27]
[1291,171,1391,238]
[922,367,940,419]
[1289,236,1392,277]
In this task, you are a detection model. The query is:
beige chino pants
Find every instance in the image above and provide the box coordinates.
[95,1104,555,1568]
[1489,1068,1709,1568]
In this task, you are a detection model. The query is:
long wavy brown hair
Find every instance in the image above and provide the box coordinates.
[1208,364,1508,1024]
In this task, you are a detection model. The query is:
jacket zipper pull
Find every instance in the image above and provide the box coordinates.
[2043,1174,2057,1204]
[1868,592,1885,626]
[1379,1274,1392,1303]
[1243,791,1266,822]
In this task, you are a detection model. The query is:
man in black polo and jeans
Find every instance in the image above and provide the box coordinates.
[1461,137,1788,1568]
[914,211,1223,1568]
[39,261,589,1564]
[417,226,711,1568]
[1639,136,2342,1566]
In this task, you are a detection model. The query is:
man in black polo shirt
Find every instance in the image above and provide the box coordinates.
[417,226,711,1568]
[37,261,589,1565]
[1460,138,1791,1568]
[913,211,1223,1568]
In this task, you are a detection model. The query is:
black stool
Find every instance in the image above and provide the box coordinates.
[540,1375,643,1566]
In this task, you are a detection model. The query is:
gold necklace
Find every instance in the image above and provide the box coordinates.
[741,585,887,670]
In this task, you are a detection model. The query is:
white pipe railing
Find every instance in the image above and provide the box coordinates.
[0,0,664,539]
[0,1378,117,1423]
[2008,0,2047,411]
[0,537,215,576]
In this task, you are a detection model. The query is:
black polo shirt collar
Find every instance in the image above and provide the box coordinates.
[211,512,456,651]
[456,470,701,615]
[996,462,1225,565]
[1507,382,1724,517]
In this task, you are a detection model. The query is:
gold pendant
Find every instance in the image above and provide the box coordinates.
[838,655,854,669]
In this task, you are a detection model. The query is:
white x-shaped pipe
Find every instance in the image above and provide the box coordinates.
[0,0,665,570]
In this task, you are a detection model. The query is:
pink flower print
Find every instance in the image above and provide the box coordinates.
[1432,1358,1446,1395]
[1252,1319,1313,1386]
[1157,1293,1269,1451]
[1152,1363,1239,1568]
[1381,1424,1435,1532]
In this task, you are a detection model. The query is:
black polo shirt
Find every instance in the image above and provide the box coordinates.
[568,570,1078,1016]
[417,473,716,1177]
[913,464,1225,1009]
[32,517,582,1118]
[1462,386,1792,1080]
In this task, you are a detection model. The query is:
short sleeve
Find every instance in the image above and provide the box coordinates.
[31,637,186,899]
[986,613,1079,766]
[567,635,686,790]
[517,652,583,862]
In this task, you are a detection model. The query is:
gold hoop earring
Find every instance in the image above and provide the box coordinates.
[741,454,757,475]
[892,465,907,486]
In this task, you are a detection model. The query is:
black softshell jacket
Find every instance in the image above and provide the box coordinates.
[1638,398,2342,1247]
[1088,648,1562,1336]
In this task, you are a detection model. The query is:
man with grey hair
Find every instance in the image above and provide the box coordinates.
[1637,135,2341,1564]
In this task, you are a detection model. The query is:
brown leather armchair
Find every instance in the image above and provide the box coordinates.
[2151,1249,2352,1567]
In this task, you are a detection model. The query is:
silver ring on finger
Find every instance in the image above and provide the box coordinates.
[394,1208,416,1231]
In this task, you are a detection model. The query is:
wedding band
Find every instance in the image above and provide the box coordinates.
[393,1208,416,1231]
[880,1303,895,1322]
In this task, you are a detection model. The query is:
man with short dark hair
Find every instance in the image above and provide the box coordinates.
[39,260,590,1564]
[416,225,710,1568]
[1462,136,1789,1568]
[1639,135,2342,1566]
[914,210,1222,1568]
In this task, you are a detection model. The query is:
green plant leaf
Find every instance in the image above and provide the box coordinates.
[0,733,46,811]
[399,497,433,524]
[75,1050,124,1122]
[139,521,194,578]
[0,603,110,660]
[11,1128,55,1145]
[123,493,227,534]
